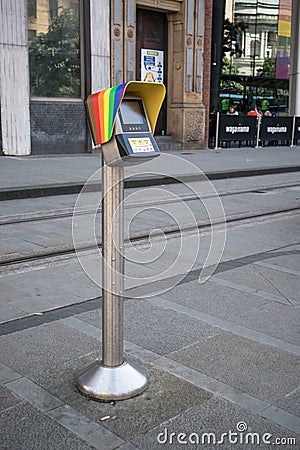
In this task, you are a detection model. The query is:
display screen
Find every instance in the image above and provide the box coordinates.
[119,100,145,125]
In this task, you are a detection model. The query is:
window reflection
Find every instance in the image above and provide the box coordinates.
[28,0,80,98]
[221,0,291,115]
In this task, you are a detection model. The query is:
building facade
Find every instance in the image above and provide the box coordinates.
[1,0,299,156]
[0,0,213,156]
[211,0,293,115]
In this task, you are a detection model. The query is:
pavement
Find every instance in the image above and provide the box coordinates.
[0,145,300,199]
[0,146,300,449]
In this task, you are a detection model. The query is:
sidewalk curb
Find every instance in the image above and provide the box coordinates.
[1,165,300,201]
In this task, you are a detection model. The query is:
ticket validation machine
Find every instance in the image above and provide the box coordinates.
[106,96,160,166]
[85,81,165,166]
[76,82,165,401]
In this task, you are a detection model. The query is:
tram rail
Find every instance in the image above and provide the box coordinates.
[0,204,299,275]
[0,180,299,226]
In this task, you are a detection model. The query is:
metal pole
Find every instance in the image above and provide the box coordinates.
[214,111,221,149]
[255,115,261,148]
[76,151,148,401]
[102,156,124,367]
[290,115,296,147]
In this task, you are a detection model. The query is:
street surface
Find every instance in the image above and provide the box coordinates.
[0,148,299,449]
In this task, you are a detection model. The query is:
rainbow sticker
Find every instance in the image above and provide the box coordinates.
[86,81,166,146]
[86,83,128,145]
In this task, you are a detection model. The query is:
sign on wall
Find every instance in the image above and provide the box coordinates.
[141,49,164,83]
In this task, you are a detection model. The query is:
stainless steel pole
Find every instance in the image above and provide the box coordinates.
[255,115,261,148]
[102,156,124,367]
[214,111,221,150]
[76,152,148,401]
[290,115,296,147]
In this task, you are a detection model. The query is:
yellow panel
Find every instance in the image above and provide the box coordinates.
[125,81,166,134]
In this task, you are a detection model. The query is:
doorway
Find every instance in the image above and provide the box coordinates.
[136,9,167,135]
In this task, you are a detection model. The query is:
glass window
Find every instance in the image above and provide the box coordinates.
[219,0,291,115]
[27,0,81,98]
[28,0,36,18]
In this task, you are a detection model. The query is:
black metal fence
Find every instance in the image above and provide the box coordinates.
[210,113,299,148]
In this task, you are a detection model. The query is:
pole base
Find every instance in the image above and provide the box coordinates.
[76,359,148,401]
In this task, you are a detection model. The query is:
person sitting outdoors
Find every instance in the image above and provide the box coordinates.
[247,104,260,117]
[263,110,272,117]
[227,105,239,116]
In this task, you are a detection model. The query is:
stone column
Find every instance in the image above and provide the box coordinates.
[289,0,300,115]
[169,0,206,149]
[111,0,135,85]
[0,0,31,155]
[111,0,124,85]
[124,0,135,82]
[90,0,110,91]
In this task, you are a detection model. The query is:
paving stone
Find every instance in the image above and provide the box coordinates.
[77,298,220,355]
[229,302,300,346]
[160,278,267,320]
[222,220,300,263]
[261,405,300,435]
[118,444,140,450]
[9,269,83,300]
[0,403,95,450]
[168,331,300,408]
[0,193,81,218]
[75,308,102,327]
[48,404,124,449]
[0,362,22,384]
[0,385,22,412]
[222,190,299,219]
[0,280,31,302]
[61,277,102,300]
[9,297,58,314]
[276,388,300,418]
[6,377,63,412]
[0,304,25,322]
[122,298,219,357]
[0,321,100,378]
[250,264,300,305]
[0,235,45,255]
[212,265,288,297]
[70,361,211,441]
[264,247,300,272]
[132,397,299,449]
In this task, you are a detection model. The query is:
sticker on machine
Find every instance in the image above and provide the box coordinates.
[128,137,155,153]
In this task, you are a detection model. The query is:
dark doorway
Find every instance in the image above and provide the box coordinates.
[136,9,167,135]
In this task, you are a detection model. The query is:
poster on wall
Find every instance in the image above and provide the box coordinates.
[141,49,164,83]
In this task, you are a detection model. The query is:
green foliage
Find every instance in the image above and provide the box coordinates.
[257,57,276,78]
[221,57,243,94]
[29,7,80,97]
[222,56,239,75]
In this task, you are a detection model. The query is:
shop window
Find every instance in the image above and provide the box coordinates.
[28,0,81,98]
